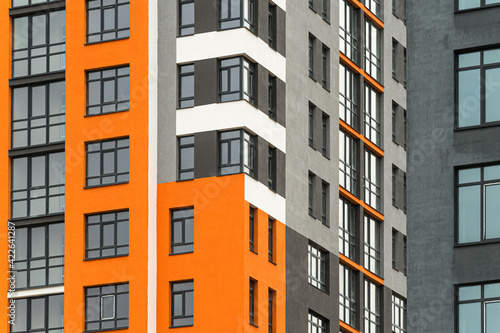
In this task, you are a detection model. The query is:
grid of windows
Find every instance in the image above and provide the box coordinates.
[457,47,500,128]
[178,136,195,180]
[339,130,358,195]
[339,264,356,327]
[308,243,327,292]
[339,198,356,260]
[85,283,129,332]
[392,294,407,333]
[87,66,130,116]
[87,0,130,43]
[339,0,359,64]
[86,137,129,187]
[179,64,194,108]
[308,311,328,333]
[219,57,255,104]
[458,0,500,10]
[14,223,64,290]
[11,294,64,333]
[457,164,500,243]
[340,64,359,129]
[457,282,500,332]
[171,208,194,254]
[364,150,381,210]
[171,280,194,327]
[364,20,381,81]
[364,279,380,333]
[86,210,129,259]
[11,152,65,219]
[363,214,380,275]
[219,130,255,177]
[220,0,255,30]
[12,81,65,149]
[179,0,195,36]
[364,84,381,146]
[12,10,66,78]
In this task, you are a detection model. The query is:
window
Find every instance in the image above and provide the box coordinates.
[392,294,407,333]
[392,229,397,269]
[268,147,277,191]
[85,283,129,332]
[458,0,500,10]
[339,198,356,260]
[86,210,129,259]
[308,173,314,216]
[339,64,359,129]
[309,0,314,10]
[322,46,330,89]
[364,0,380,16]
[268,3,276,49]
[364,279,380,333]
[308,311,328,333]
[363,214,380,275]
[14,223,64,290]
[86,137,129,187]
[268,289,275,333]
[457,47,500,128]
[179,64,195,108]
[321,113,329,157]
[339,0,359,64]
[171,208,194,254]
[268,218,274,262]
[364,150,380,210]
[457,164,500,243]
[178,136,195,180]
[249,207,256,252]
[179,0,195,36]
[11,295,64,333]
[321,182,329,225]
[249,279,256,325]
[364,84,381,146]
[308,243,327,291]
[219,129,255,177]
[220,0,255,31]
[403,236,407,274]
[12,81,65,149]
[457,282,500,332]
[12,10,66,78]
[87,0,130,43]
[11,152,65,219]
[322,0,329,21]
[339,264,356,327]
[364,21,381,81]
[309,104,315,148]
[171,280,194,327]
[87,66,130,116]
[268,75,277,120]
[392,39,397,78]
[219,57,255,104]
[309,35,315,78]
[339,130,358,195]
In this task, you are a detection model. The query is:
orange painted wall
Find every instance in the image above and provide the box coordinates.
[0,1,12,332]
[157,174,286,332]
[64,1,150,332]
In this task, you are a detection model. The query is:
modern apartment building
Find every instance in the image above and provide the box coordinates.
[407,0,500,332]
[1,0,406,332]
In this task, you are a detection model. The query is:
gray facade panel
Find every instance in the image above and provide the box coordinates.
[257,136,268,186]
[194,131,218,178]
[276,77,286,126]
[195,0,218,34]
[257,0,267,41]
[454,243,500,284]
[194,59,218,106]
[257,64,268,116]
[276,6,286,56]
[276,148,286,198]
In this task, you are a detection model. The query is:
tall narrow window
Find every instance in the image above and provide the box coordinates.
[219,129,255,177]
[339,264,356,326]
[308,173,314,216]
[268,147,277,191]
[364,21,381,81]
[308,243,327,291]
[322,0,329,21]
[171,281,194,327]
[309,35,315,78]
[86,210,129,259]
[339,64,359,129]
[179,0,195,36]
[309,104,315,147]
[87,0,130,43]
[268,218,275,262]
[364,150,380,210]
[364,0,380,17]
[249,279,256,325]
[249,207,256,252]
[268,4,276,49]
[322,46,330,89]
[363,214,380,275]
[364,84,381,146]
[219,57,255,104]
[268,75,277,120]
[340,0,359,63]
[171,208,194,254]
[268,289,275,333]
[85,283,129,331]
[178,136,195,180]
[403,236,407,275]
[179,64,195,108]
[392,294,407,333]
[321,182,329,225]
[392,229,397,269]
[339,198,356,260]
[339,130,358,195]
[364,279,380,333]
[12,81,66,149]
[87,66,130,116]
[321,113,329,157]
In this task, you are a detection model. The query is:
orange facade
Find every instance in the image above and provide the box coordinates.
[157,174,286,332]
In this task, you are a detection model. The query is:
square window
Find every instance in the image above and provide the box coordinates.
[171,281,194,327]
[171,207,194,254]
[220,0,255,31]
[86,137,129,187]
[219,57,255,104]
[219,129,255,177]
[87,0,130,43]
[86,210,129,259]
[178,136,195,180]
[308,243,328,291]
[87,66,130,116]
[85,283,129,332]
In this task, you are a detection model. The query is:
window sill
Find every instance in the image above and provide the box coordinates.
[268,260,277,266]
[169,251,194,256]
[85,327,129,333]
[455,121,500,132]
[308,283,328,295]
[249,323,259,328]
[9,213,64,226]
[455,238,500,247]
[85,36,130,46]
[84,181,129,190]
[455,3,500,13]
[169,324,194,329]
[10,71,65,87]
[14,282,64,292]
[9,142,65,157]
[84,109,129,118]
[250,249,258,255]
[84,254,129,261]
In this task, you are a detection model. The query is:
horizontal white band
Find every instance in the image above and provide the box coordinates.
[245,175,286,223]
[8,286,64,299]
